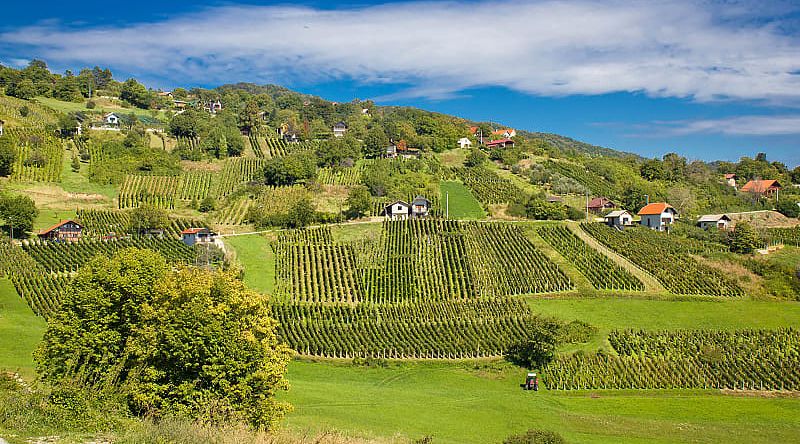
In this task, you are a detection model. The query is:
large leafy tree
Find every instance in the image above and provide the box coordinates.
[345,185,372,218]
[729,221,761,254]
[0,192,38,237]
[0,137,16,176]
[120,78,154,109]
[128,205,169,234]
[36,249,293,429]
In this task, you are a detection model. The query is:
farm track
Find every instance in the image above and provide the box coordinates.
[565,221,666,292]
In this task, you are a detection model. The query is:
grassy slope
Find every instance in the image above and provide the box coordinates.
[281,360,800,444]
[35,96,167,121]
[0,278,46,379]
[224,234,276,295]
[439,181,486,220]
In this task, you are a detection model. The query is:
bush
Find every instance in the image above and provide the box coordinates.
[504,429,567,444]
[86,100,97,109]
[776,199,799,218]
[198,196,216,213]
[729,222,761,254]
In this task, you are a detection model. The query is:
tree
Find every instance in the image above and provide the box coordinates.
[286,197,315,228]
[346,185,372,219]
[315,136,361,167]
[58,113,79,137]
[505,322,558,369]
[525,198,567,220]
[465,148,487,167]
[776,199,799,218]
[729,221,761,254]
[263,151,317,186]
[35,249,293,429]
[791,166,800,185]
[363,126,389,159]
[53,73,83,102]
[640,159,667,181]
[71,155,80,173]
[120,78,153,109]
[169,110,205,139]
[128,205,169,234]
[0,138,16,176]
[238,99,261,134]
[6,78,36,100]
[0,192,38,237]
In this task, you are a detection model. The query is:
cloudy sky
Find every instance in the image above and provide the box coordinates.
[2,0,799,166]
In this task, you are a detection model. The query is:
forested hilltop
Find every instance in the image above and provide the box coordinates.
[1,59,800,444]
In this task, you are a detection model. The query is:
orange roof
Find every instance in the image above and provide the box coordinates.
[637,203,675,215]
[468,126,479,134]
[724,173,737,179]
[39,220,82,235]
[740,179,781,193]
[181,227,208,235]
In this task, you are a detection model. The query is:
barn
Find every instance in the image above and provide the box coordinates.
[39,220,83,242]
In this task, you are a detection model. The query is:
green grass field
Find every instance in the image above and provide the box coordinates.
[439,181,486,219]
[0,279,46,379]
[224,234,276,295]
[35,96,167,122]
[281,360,800,444]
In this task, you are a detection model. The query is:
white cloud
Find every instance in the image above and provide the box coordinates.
[2,0,800,103]
[653,115,800,136]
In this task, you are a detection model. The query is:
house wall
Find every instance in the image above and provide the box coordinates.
[641,212,674,231]
[182,234,197,246]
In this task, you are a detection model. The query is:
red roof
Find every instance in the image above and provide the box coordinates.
[724,173,737,179]
[485,138,514,146]
[181,227,208,235]
[468,126,479,134]
[39,220,82,235]
[588,197,614,209]
[740,179,781,193]
[637,203,675,216]
[492,128,514,135]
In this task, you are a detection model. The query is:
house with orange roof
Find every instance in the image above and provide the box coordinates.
[492,128,516,138]
[740,179,782,197]
[39,220,83,242]
[637,202,678,232]
[724,173,737,188]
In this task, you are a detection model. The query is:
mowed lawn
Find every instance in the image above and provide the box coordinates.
[527,297,800,353]
[224,234,276,295]
[439,181,486,220]
[281,360,800,444]
[0,279,46,379]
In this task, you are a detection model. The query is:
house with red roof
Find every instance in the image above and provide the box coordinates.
[587,197,617,214]
[740,179,782,197]
[492,128,516,138]
[724,173,737,188]
[637,203,678,231]
[39,220,83,242]
[485,139,515,149]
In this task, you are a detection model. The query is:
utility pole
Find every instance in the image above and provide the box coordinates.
[446,192,449,219]
[645,194,649,205]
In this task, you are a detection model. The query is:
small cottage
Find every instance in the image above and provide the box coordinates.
[333,121,347,138]
[104,113,120,126]
[637,203,678,231]
[485,139,514,149]
[458,137,472,149]
[181,227,217,247]
[385,143,398,159]
[492,128,517,138]
[396,140,421,159]
[604,210,633,228]
[740,179,782,197]
[39,220,83,242]
[724,173,737,188]
[697,214,731,231]
[0,119,4,136]
[383,200,411,220]
[411,196,431,218]
[588,197,616,214]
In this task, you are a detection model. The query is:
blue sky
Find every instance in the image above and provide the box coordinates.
[2,0,799,167]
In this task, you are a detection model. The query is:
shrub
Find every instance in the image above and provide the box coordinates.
[86,100,97,109]
[504,429,567,444]
[776,199,799,218]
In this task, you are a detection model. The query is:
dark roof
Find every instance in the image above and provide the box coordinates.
[333,121,347,128]
[588,197,615,208]
[40,220,82,236]
[412,196,430,206]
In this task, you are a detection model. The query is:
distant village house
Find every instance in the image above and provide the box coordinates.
[724,173,737,188]
[458,137,472,149]
[39,220,83,242]
[740,179,782,198]
[492,128,517,138]
[104,113,120,126]
[411,196,431,218]
[587,197,616,214]
[382,196,431,219]
[181,227,217,247]
[697,214,732,231]
[637,203,677,232]
[485,139,515,149]
[0,119,4,136]
[332,121,348,138]
[604,210,633,228]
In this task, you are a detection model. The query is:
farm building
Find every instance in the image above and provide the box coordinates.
[740,179,782,197]
[104,113,120,125]
[333,121,348,138]
[492,128,516,138]
[39,220,83,242]
[588,197,616,214]
[411,196,431,218]
[383,200,411,220]
[604,210,633,228]
[485,139,515,149]
[458,137,472,149]
[385,142,398,159]
[638,202,678,232]
[697,214,732,230]
[157,91,173,98]
[395,140,421,159]
[204,100,223,114]
[181,227,217,246]
[724,173,737,188]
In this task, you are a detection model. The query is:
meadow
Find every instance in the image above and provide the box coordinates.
[0,278,46,379]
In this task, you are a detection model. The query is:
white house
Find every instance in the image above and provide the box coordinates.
[604,210,633,228]
[385,142,398,159]
[458,137,472,149]
[411,196,431,218]
[104,113,120,126]
[181,227,217,246]
[333,121,347,138]
[637,203,678,231]
[724,173,737,188]
[383,200,411,220]
[0,119,4,136]
[697,214,732,231]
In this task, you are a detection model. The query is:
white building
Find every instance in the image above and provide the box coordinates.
[604,210,633,228]
[458,137,472,149]
[637,203,678,231]
[104,113,120,126]
[697,214,731,231]
[0,119,4,136]
[181,227,218,246]
[410,196,431,218]
[383,200,411,220]
[332,121,347,138]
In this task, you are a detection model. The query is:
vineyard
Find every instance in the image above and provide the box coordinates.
[0,241,68,318]
[22,237,195,273]
[271,298,544,359]
[4,128,64,182]
[763,227,800,246]
[317,163,367,186]
[262,138,319,158]
[118,174,180,209]
[214,157,266,197]
[544,160,617,198]
[543,328,800,390]
[537,225,644,291]
[453,167,521,205]
[178,170,215,201]
[76,208,207,238]
[581,223,743,296]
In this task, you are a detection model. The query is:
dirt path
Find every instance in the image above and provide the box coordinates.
[565,221,666,293]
